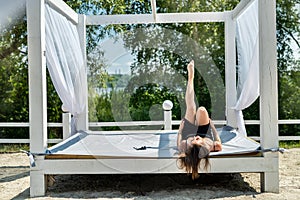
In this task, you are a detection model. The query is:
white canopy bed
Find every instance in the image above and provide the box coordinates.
[27,0,279,197]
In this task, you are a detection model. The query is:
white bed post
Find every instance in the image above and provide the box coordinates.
[163,100,173,130]
[76,14,89,131]
[258,0,279,193]
[225,13,237,128]
[63,112,72,140]
[27,0,47,196]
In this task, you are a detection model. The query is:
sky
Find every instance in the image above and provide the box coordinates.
[100,37,133,75]
[0,0,25,34]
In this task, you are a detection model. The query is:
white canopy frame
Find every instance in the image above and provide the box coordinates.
[27,0,278,197]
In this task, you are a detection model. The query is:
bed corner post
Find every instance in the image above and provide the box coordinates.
[225,12,237,128]
[258,0,279,193]
[76,14,89,131]
[27,0,47,197]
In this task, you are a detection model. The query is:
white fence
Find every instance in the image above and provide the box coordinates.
[1,119,300,144]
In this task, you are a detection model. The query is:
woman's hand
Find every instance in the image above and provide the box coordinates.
[213,141,222,152]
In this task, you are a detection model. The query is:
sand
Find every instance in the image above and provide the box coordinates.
[0,149,300,200]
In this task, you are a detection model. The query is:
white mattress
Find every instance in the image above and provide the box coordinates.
[46,126,260,158]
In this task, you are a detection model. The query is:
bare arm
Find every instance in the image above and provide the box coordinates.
[210,119,222,151]
[210,120,221,142]
[177,120,185,152]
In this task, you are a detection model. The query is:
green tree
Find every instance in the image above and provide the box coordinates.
[0,12,62,139]
[0,18,29,139]
[129,83,181,121]
[65,0,300,126]
[1,0,299,140]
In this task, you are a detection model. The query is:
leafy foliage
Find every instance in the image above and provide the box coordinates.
[129,83,181,121]
[0,0,299,140]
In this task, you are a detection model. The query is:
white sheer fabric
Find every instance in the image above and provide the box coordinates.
[45,4,87,132]
[234,0,259,136]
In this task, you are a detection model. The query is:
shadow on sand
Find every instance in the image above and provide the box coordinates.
[44,173,259,199]
[0,166,29,183]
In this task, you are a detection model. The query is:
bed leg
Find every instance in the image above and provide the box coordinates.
[30,171,47,197]
[260,171,279,193]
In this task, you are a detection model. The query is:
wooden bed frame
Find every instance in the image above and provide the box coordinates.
[27,0,279,196]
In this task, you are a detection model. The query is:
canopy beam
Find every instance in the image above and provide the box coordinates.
[45,0,78,24]
[86,12,228,25]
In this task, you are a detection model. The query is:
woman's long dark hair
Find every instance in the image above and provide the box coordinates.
[177,146,210,180]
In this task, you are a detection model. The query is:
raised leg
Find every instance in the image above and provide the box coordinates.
[184,60,196,123]
[195,106,210,126]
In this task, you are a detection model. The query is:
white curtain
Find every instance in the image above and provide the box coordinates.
[45,4,87,132]
[234,0,259,136]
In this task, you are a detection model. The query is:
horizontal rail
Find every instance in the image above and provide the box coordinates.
[0,122,62,127]
[250,136,300,141]
[89,120,227,127]
[242,120,300,125]
[89,121,165,127]
[1,120,300,128]
[86,12,228,25]
[2,136,299,144]
[0,139,62,144]
[0,122,29,127]
[1,119,300,144]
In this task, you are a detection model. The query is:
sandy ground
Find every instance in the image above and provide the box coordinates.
[0,149,299,200]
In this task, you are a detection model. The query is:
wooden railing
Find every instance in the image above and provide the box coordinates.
[1,102,300,144]
[1,119,300,144]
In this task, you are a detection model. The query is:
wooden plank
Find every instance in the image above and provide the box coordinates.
[44,151,261,160]
[35,157,277,174]
[225,15,237,127]
[0,139,62,143]
[30,171,46,198]
[27,0,47,197]
[0,139,30,143]
[47,123,63,127]
[86,12,227,25]
[258,0,279,193]
[62,113,71,140]
[278,120,300,124]
[250,136,300,141]
[0,122,29,127]
[2,135,300,144]
[87,14,153,25]
[88,120,227,127]
[259,0,278,150]
[150,0,157,21]
[156,12,227,23]
[75,14,89,131]
[27,0,48,153]
[1,119,299,129]
[89,121,165,127]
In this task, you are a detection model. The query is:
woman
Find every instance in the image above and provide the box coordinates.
[177,60,222,179]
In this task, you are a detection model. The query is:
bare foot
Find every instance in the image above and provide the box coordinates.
[187,60,194,81]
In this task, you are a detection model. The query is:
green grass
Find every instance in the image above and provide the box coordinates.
[279,141,300,149]
[0,144,29,153]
